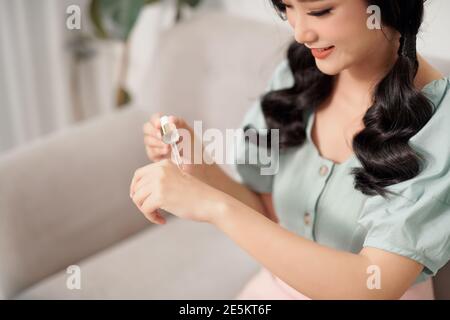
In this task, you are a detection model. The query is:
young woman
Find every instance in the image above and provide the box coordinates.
[130,0,449,299]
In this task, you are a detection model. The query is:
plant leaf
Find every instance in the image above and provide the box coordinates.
[89,0,108,39]
[89,0,153,41]
[116,86,131,107]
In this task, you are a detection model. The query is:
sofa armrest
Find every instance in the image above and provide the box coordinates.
[0,107,152,299]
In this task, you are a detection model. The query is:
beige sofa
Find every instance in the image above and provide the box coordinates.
[0,12,448,300]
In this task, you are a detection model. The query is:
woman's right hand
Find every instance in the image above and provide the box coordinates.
[143,112,176,163]
[142,113,208,182]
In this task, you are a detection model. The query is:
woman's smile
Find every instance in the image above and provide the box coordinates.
[310,46,335,59]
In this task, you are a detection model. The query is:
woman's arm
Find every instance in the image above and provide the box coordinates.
[260,193,279,224]
[212,198,424,300]
[199,163,279,222]
[131,160,423,299]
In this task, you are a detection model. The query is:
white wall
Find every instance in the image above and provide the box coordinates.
[419,0,450,60]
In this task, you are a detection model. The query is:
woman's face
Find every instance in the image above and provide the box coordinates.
[281,0,399,75]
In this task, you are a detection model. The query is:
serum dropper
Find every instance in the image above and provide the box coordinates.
[160,116,183,170]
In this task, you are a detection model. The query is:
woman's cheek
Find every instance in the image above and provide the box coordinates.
[332,24,366,62]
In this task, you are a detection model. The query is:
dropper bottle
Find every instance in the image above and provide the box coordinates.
[160,116,183,170]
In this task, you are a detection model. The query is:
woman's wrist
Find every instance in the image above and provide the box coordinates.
[189,161,222,191]
[201,187,239,226]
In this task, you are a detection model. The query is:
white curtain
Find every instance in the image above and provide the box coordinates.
[0,0,120,154]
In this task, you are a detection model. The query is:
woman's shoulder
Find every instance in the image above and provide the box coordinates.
[404,76,450,193]
[269,59,295,91]
[416,76,450,142]
[421,76,450,113]
[413,74,449,127]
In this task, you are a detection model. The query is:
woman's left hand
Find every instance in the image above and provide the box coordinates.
[129,159,228,225]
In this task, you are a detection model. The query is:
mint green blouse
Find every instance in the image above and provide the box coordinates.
[234,60,450,284]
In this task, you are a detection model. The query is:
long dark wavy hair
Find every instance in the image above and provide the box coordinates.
[263,0,434,197]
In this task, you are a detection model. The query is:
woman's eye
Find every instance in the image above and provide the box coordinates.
[307,8,332,17]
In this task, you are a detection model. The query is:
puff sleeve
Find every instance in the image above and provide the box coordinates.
[357,78,450,278]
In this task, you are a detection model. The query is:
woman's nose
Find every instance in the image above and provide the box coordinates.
[294,20,317,45]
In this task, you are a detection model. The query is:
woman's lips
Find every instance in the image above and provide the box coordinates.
[310,46,335,59]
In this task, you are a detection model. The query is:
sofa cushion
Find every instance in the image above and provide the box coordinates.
[0,107,152,299]
[16,218,260,299]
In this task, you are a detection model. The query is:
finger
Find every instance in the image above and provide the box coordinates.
[133,162,168,206]
[145,211,166,225]
[149,146,171,158]
[141,195,166,224]
[168,115,185,128]
[169,115,189,133]
[130,160,168,197]
[143,122,162,139]
[133,175,154,197]
[145,149,171,164]
[130,164,154,196]
[130,173,139,197]
[150,112,163,130]
[145,146,170,162]
[132,185,151,207]
[151,209,167,224]
[144,135,169,150]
